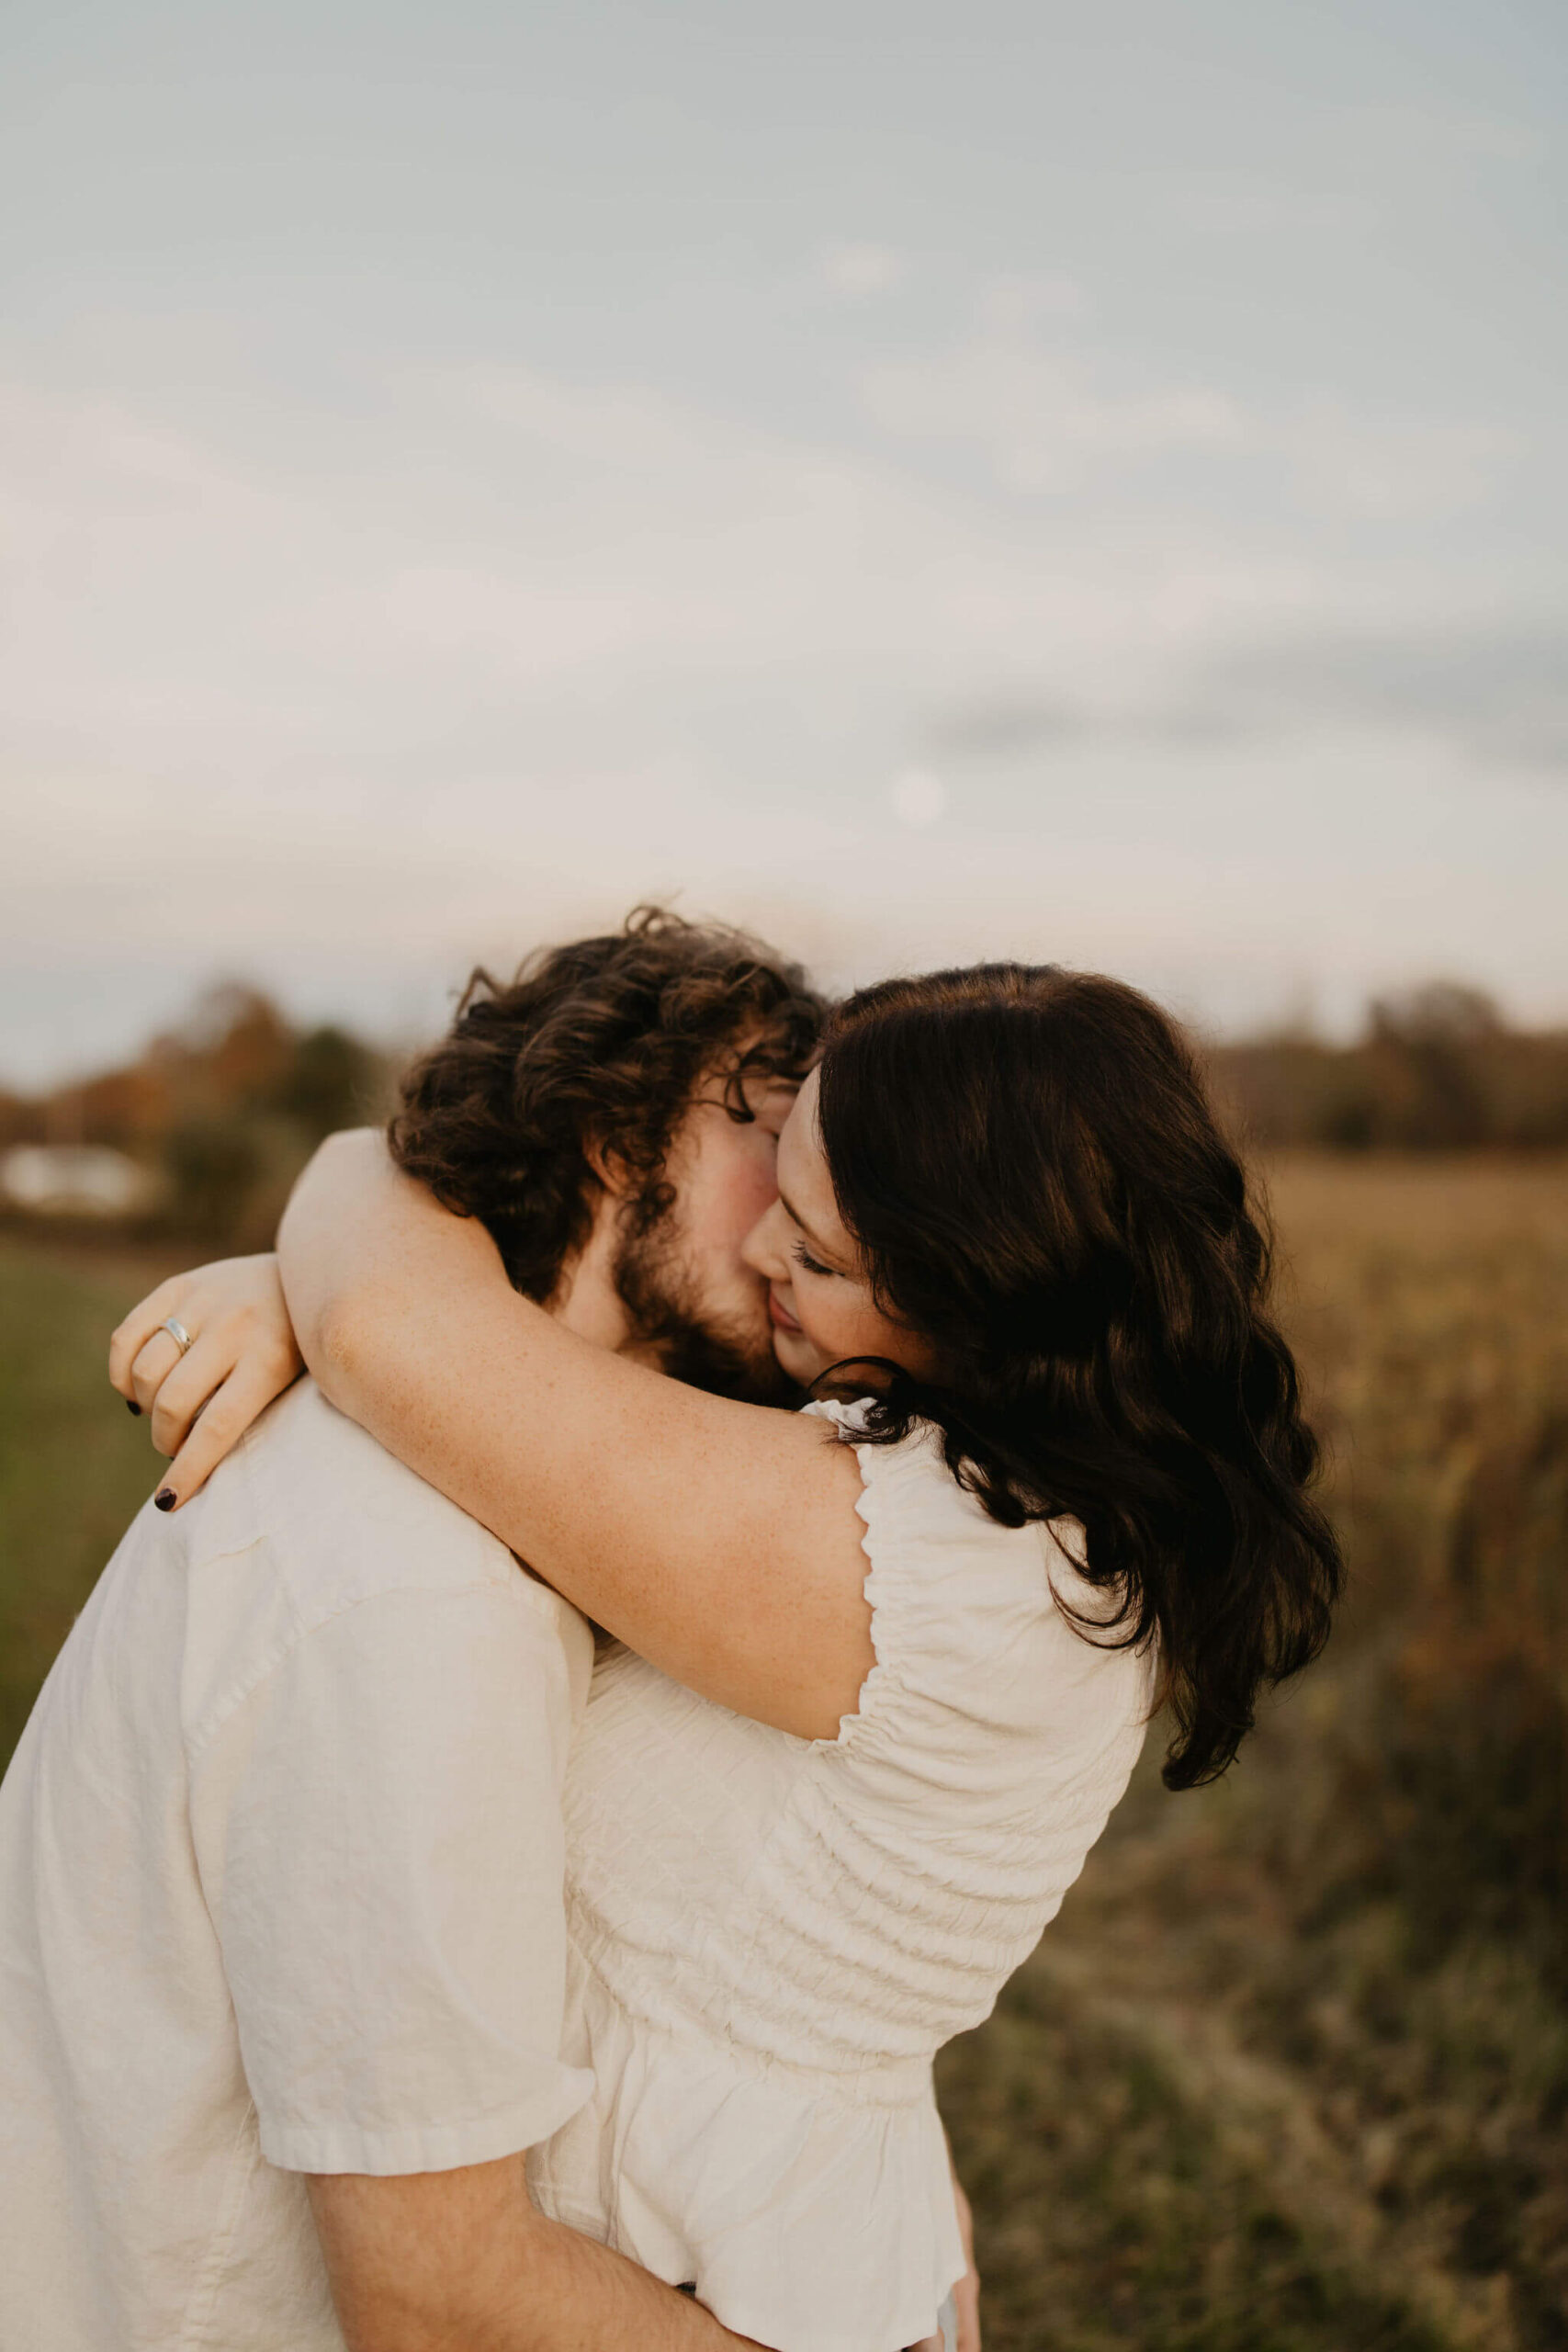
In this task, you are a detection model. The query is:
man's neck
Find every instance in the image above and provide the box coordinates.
[547,1200,661,1367]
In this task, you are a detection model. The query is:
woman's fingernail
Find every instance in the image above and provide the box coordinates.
[154,1488,176,1512]
[127,1399,141,1417]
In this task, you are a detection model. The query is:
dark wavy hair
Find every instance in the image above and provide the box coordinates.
[815,963,1342,1791]
[389,907,824,1300]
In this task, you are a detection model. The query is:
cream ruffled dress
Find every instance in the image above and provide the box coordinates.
[528,1402,1154,2352]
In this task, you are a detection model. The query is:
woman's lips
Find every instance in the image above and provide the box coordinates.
[768,1289,802,1333]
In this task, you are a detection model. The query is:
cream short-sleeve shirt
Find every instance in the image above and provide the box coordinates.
[0,1377,593,2352]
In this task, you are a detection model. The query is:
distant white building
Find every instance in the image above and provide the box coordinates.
[0,1146,156,1219]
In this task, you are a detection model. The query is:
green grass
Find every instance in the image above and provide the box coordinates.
[0,1241,181,1764]
[3,1168,1566,2350]
[936,1962,1450,2352]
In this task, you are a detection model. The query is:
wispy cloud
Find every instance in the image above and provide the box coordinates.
[1281,405,1519,522]
[857,311,1520,518]
[926,618,1568,777]
[860,337,1246,493]
[1337,100,1546,167]
[975,273,1087,332]
[1214,622,1568,772]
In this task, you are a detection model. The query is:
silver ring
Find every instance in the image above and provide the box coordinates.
[161,1317,194,1357]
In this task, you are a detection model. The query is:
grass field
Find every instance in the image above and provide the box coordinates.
[2,1159,1565,2349]
[0,1238,187,1767]
[938,1158,1568,2352]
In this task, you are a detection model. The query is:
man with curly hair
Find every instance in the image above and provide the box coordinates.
[0,911,826,2352]
[389,905,821,1404]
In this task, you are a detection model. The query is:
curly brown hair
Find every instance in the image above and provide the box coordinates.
[389,907,825,1301]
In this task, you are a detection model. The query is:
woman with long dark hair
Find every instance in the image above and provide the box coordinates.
[115,958,1340,2352]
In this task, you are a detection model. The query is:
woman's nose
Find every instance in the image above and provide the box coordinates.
[740,1198,789,1280]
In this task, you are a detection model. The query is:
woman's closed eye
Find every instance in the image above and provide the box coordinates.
[792,1241,840,1279]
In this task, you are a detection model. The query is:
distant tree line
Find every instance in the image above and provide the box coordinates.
[0,985,392,1247]
[1207,983,1568,1152]
[4,975,1564,1252]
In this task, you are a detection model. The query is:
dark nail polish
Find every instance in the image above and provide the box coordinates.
[127,1399,141,1417]
[154,1488,176,1512]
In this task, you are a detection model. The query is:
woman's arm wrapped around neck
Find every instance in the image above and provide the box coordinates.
[278,1129,873,1740]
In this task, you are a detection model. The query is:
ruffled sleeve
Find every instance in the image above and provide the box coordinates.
[803,1397,1149,1806]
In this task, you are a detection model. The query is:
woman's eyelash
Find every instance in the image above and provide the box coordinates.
[791,1241,837,1278]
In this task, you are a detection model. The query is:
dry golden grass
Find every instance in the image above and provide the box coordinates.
[940,1156,1568,2352]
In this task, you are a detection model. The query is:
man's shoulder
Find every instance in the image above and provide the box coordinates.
[177,1378,592,1755]
[188,1376,524,1623]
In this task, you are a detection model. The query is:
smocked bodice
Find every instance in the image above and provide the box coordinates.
[529,1403,1153,2352]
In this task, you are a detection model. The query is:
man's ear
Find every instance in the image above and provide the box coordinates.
[582,1135,635,1199]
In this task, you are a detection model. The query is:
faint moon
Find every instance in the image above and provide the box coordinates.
[820,241,905,296]
[889,768,947,828]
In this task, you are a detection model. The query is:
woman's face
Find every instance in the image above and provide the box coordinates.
[740,1069,938,1389]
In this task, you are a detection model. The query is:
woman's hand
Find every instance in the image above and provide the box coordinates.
[108,1254,304,1506]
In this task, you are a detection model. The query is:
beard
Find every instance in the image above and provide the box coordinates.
[612,1198,798,1408]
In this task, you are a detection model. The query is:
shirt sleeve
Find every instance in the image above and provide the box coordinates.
[187,1578,594,2176]
[805,1402,1153,1804]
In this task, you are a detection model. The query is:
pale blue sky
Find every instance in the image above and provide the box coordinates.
[3,0,1565,1081]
